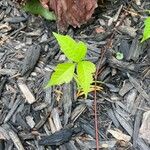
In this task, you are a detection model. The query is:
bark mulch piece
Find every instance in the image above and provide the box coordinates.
[0,0,150,149]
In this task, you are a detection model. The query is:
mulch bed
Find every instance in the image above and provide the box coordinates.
[0,0,150,149]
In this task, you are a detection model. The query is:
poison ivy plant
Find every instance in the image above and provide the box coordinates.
[23,0,56,20]
[141,17,150,42]
[46,32,96,97]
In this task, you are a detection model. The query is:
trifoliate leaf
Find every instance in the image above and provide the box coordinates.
[46,63,75,87]
[141,17,150,42]
[77,61,96,96]
[53,32,87,62]
[23,0,56,20]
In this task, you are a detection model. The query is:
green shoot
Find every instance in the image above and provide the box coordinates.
[46,32,96,97]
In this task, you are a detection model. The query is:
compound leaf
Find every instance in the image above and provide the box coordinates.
[46,62,75,87]
[141,17,150,42]
[23,0,56,20]
[53,32,87,62]
[77,61,96,96]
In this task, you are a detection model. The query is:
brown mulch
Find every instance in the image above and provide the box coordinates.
[0,0,150,149]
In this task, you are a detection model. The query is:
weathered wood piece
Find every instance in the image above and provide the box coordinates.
[0,76,7,97]
[63,83,73,126]
[39,127,81,146]
[18,81,36,104]
[9,130,25,150]
[20,45,41,76]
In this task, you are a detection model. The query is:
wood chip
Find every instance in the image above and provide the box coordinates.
[9,130,25,150]
[0,127,10,140]
[118,25,137,37]
[20,45,41,76]
[139,111,150,144]
[4,98,21,123]
[108,129,131,142]
[26,116,35,128]
[18,81,36,104]
[63,83,72,125]
[119,80,133,96]
[125,88,137,113]
[51,108,62,131]
[0,69,17,76]
[127,73,150,102]
[71,104,86,122]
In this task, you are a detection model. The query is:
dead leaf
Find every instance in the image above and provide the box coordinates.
[41,0,97,31]
[16,0,97,31]
[139,111,150,144]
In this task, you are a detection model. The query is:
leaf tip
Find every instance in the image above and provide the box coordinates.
[53,32,59,38]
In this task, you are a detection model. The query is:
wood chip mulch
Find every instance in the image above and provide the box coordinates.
[0,0,150,149]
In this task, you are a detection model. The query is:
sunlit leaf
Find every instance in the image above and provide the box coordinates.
[53,32,87,62]
[46,63,75,87]
[141,17,150,42]
[77,61,96,96]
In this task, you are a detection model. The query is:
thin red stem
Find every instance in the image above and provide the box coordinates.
[94,84,99,150]
[93,9,128,149]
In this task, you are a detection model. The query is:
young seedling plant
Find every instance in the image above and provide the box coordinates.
[46,32,96,97]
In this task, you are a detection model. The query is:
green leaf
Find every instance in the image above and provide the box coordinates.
[23,0,56,20]
[116,52,124,60]
[77,61,96,96]
[46,63,75,87]
[141,17,150,42]
[53,32,87,62]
